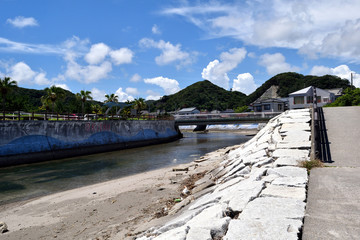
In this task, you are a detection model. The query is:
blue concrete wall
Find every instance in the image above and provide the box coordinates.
[0,120,180,167]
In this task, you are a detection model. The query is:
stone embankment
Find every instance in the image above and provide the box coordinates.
[138,109,311,240]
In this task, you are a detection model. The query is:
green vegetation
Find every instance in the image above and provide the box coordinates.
[300,159,324,174]
[0,76,17,119]
[150,80,247,112]
[0,73,354,116]
[325,88,360,107]
[245,72,350,105]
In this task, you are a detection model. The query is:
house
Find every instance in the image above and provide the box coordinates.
[289,86,335,109]
[252,98,288,112]
[177,107,200,115]
[250,85,288,112]
[325,88,343,99]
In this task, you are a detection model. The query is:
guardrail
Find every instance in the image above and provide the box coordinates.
[0,111,173,121]
[174,112,282,120]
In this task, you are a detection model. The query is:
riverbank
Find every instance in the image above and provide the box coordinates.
[0,109,311,239]
[0,145,236,239]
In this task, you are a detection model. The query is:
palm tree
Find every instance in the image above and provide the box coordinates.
[41,86,65,113]
[133,98,147,114]
[76,90,93,117]
[0,76,17,120]
[104,93,119,114]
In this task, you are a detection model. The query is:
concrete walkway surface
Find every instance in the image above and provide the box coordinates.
[303,106,360,239]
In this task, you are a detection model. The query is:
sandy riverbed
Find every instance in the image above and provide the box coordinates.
[0,144,237,240]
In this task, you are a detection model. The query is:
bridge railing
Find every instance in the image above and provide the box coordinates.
[173,112,282,120]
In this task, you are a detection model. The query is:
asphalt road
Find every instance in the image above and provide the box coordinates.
[303,106,360,239]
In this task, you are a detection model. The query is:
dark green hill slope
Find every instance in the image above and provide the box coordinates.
[151,80,247,111]
[245,72,350,105]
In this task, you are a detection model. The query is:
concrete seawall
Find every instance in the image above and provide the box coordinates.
[0,120,181,167]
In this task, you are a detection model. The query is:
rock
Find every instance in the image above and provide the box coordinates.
[219,163,246,181]
[260,185,306,201]
[186,227,212,240]
[276,141,311,149]
[253,157,273,168]
[282,131,311,142]
[272,149,309,159]
[172,167,189,172]
[239,197,306,220]
[0,222,8,233]
[279,123,310,132]
[191,179,215,194]
[221,180,265,212]
[224,218,303,240]
[271,176,307,188]
[267,166,308,179]
[153,226,189,240]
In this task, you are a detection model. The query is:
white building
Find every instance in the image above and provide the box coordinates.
[177,107,200,115]
[289,86,335,109]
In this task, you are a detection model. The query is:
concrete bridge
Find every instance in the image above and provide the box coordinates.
[174,112,282,126]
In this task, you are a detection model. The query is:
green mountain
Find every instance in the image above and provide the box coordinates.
[150,80,247,112]
[245,72,351,105]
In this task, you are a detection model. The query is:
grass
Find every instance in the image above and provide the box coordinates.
[299,159,324,174]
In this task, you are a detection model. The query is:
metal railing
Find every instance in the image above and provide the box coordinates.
[173,112,282,121]
[0,111,174,121]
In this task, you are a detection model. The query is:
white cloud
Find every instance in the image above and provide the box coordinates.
[310,64,360,87]
[0,37,64,54]
[115,87,134,102]
[139,38,194,67]
[201,48,247,89]
[6,16,38,28]
[130,73,141,82]
[65,60,112,84]
[109,48,133,65]
[126,87,139,96]
[258,53,300,76]
[84,43,110,65]
[152,24,161,34]
[144,76,180,95]
[9,62,50,85]
[163,0,360,62]
[91,87,106,102]
[54,84,70,91]
[232,73,257,95]
[146,90,162,100]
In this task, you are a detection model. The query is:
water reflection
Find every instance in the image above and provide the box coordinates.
[0,132,251,205]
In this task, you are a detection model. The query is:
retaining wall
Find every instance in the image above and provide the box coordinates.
[0,120,181,167]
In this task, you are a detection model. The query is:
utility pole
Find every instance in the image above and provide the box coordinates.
[351,72,353,86]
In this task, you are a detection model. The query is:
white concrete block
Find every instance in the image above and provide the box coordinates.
[272,149,309,159]
[271,176,307,188]
[186,227,211,240]
[153,226,189,240]
[267,166,308,179]
[260,185,306,201]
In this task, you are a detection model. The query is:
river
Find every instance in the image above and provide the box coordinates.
[0,131,253,205]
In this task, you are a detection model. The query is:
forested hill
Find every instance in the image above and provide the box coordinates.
[151,80,247,111]
[245,72,351,105]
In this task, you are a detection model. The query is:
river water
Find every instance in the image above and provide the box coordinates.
[0,132,253,205]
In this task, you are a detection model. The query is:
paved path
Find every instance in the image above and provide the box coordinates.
[303,106,360,239]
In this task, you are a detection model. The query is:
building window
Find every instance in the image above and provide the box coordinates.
[278,104,283,111]
[317,96,321,103]
[323,97,329,103]
[264,104,271,110]
[307,96,313,104]
[294,96,304,104]
[255,106,262,112]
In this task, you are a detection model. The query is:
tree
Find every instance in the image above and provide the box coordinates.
[76,90,93,117]
[0,76,17,120]
[133,98,147,114]
[104,93,119,114]
[41,86,65,113]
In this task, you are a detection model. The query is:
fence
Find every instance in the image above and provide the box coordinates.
[0,111,174,121]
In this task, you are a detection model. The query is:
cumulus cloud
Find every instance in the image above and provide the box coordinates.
[258,53,300,76]
[109,48,134,65]
[152,24,161,34]
[84,43,110,65]
[9,62,50,85]
[146,90,162,100]
[54,84,70,91]
[65,60,112,84]
[6,16,38,28]
[201,48,247,89]
[310,64,360,87]
[130,73,141,82]
[91,87,106,102]
[125,87,139,96]
[139,38,194,67]
[115,87,134,102]
[232,73,257,95]
[162,0,360,62]
[144,76,180,95]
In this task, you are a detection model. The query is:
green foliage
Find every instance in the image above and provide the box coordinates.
[234,106,249,113]
[245,72,350,105]
[326,87,360,107]
[152,80,247,111]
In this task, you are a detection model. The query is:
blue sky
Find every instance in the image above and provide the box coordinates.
[1,0,360,102]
